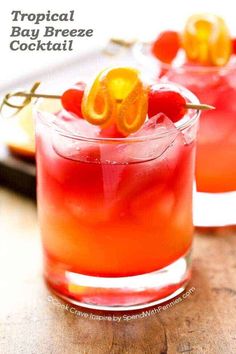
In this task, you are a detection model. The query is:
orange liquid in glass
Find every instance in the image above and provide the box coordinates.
[165,69,236,193]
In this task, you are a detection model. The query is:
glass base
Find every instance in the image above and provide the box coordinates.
[44,251,191,311]
[194,190,236,227]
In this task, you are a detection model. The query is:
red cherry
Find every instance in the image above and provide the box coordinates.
[61,82,86,118]
[151,31,180,64]
[232,38,236,54]
[148,88,187,122]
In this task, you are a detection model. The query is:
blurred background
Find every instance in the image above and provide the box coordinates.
[0,0,235,92]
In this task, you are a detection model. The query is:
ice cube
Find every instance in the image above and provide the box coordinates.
[54,110,100,138]
[133,113,177,136]
[108,115,188,205]
[51,110,101,162]
[120,113,181,162]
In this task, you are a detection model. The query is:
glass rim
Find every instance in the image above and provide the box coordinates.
[134,41,236,74]
[34,83,200,144]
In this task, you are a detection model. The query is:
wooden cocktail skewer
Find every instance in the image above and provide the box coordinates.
[0,81,215,116]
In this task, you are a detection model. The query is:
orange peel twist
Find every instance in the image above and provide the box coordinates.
[82,67,148,135]
[182,14,232,66]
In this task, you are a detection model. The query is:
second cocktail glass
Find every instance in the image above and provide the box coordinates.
[161,63,236,226]
[134,14,236,226]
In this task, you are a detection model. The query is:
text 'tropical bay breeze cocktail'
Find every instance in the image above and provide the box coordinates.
[34,67,210,310]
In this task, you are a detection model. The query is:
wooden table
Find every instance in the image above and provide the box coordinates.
[1,187,236,354]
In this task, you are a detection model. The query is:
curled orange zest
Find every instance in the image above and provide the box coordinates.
[81,71,116,126]
[82,67,148,135]
[182,14,232,66]
[117,81,148,135]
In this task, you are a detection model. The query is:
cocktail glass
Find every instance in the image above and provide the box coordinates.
[135,43,236,227]
[34,83,199,310]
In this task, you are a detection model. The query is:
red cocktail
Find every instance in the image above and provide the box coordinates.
[35,71,199,310]
[135,14,236,226]
[163,64,236,194]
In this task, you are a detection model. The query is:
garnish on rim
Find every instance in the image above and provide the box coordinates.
[182,13,232,66]
[151,14,233,67]
[116,79,148,135]
[1,68,214,136]
[148,87,214,122]
[232,38,236,54]
[81,67,148,135]
[151,31,181,64]
[61,82,86,118]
